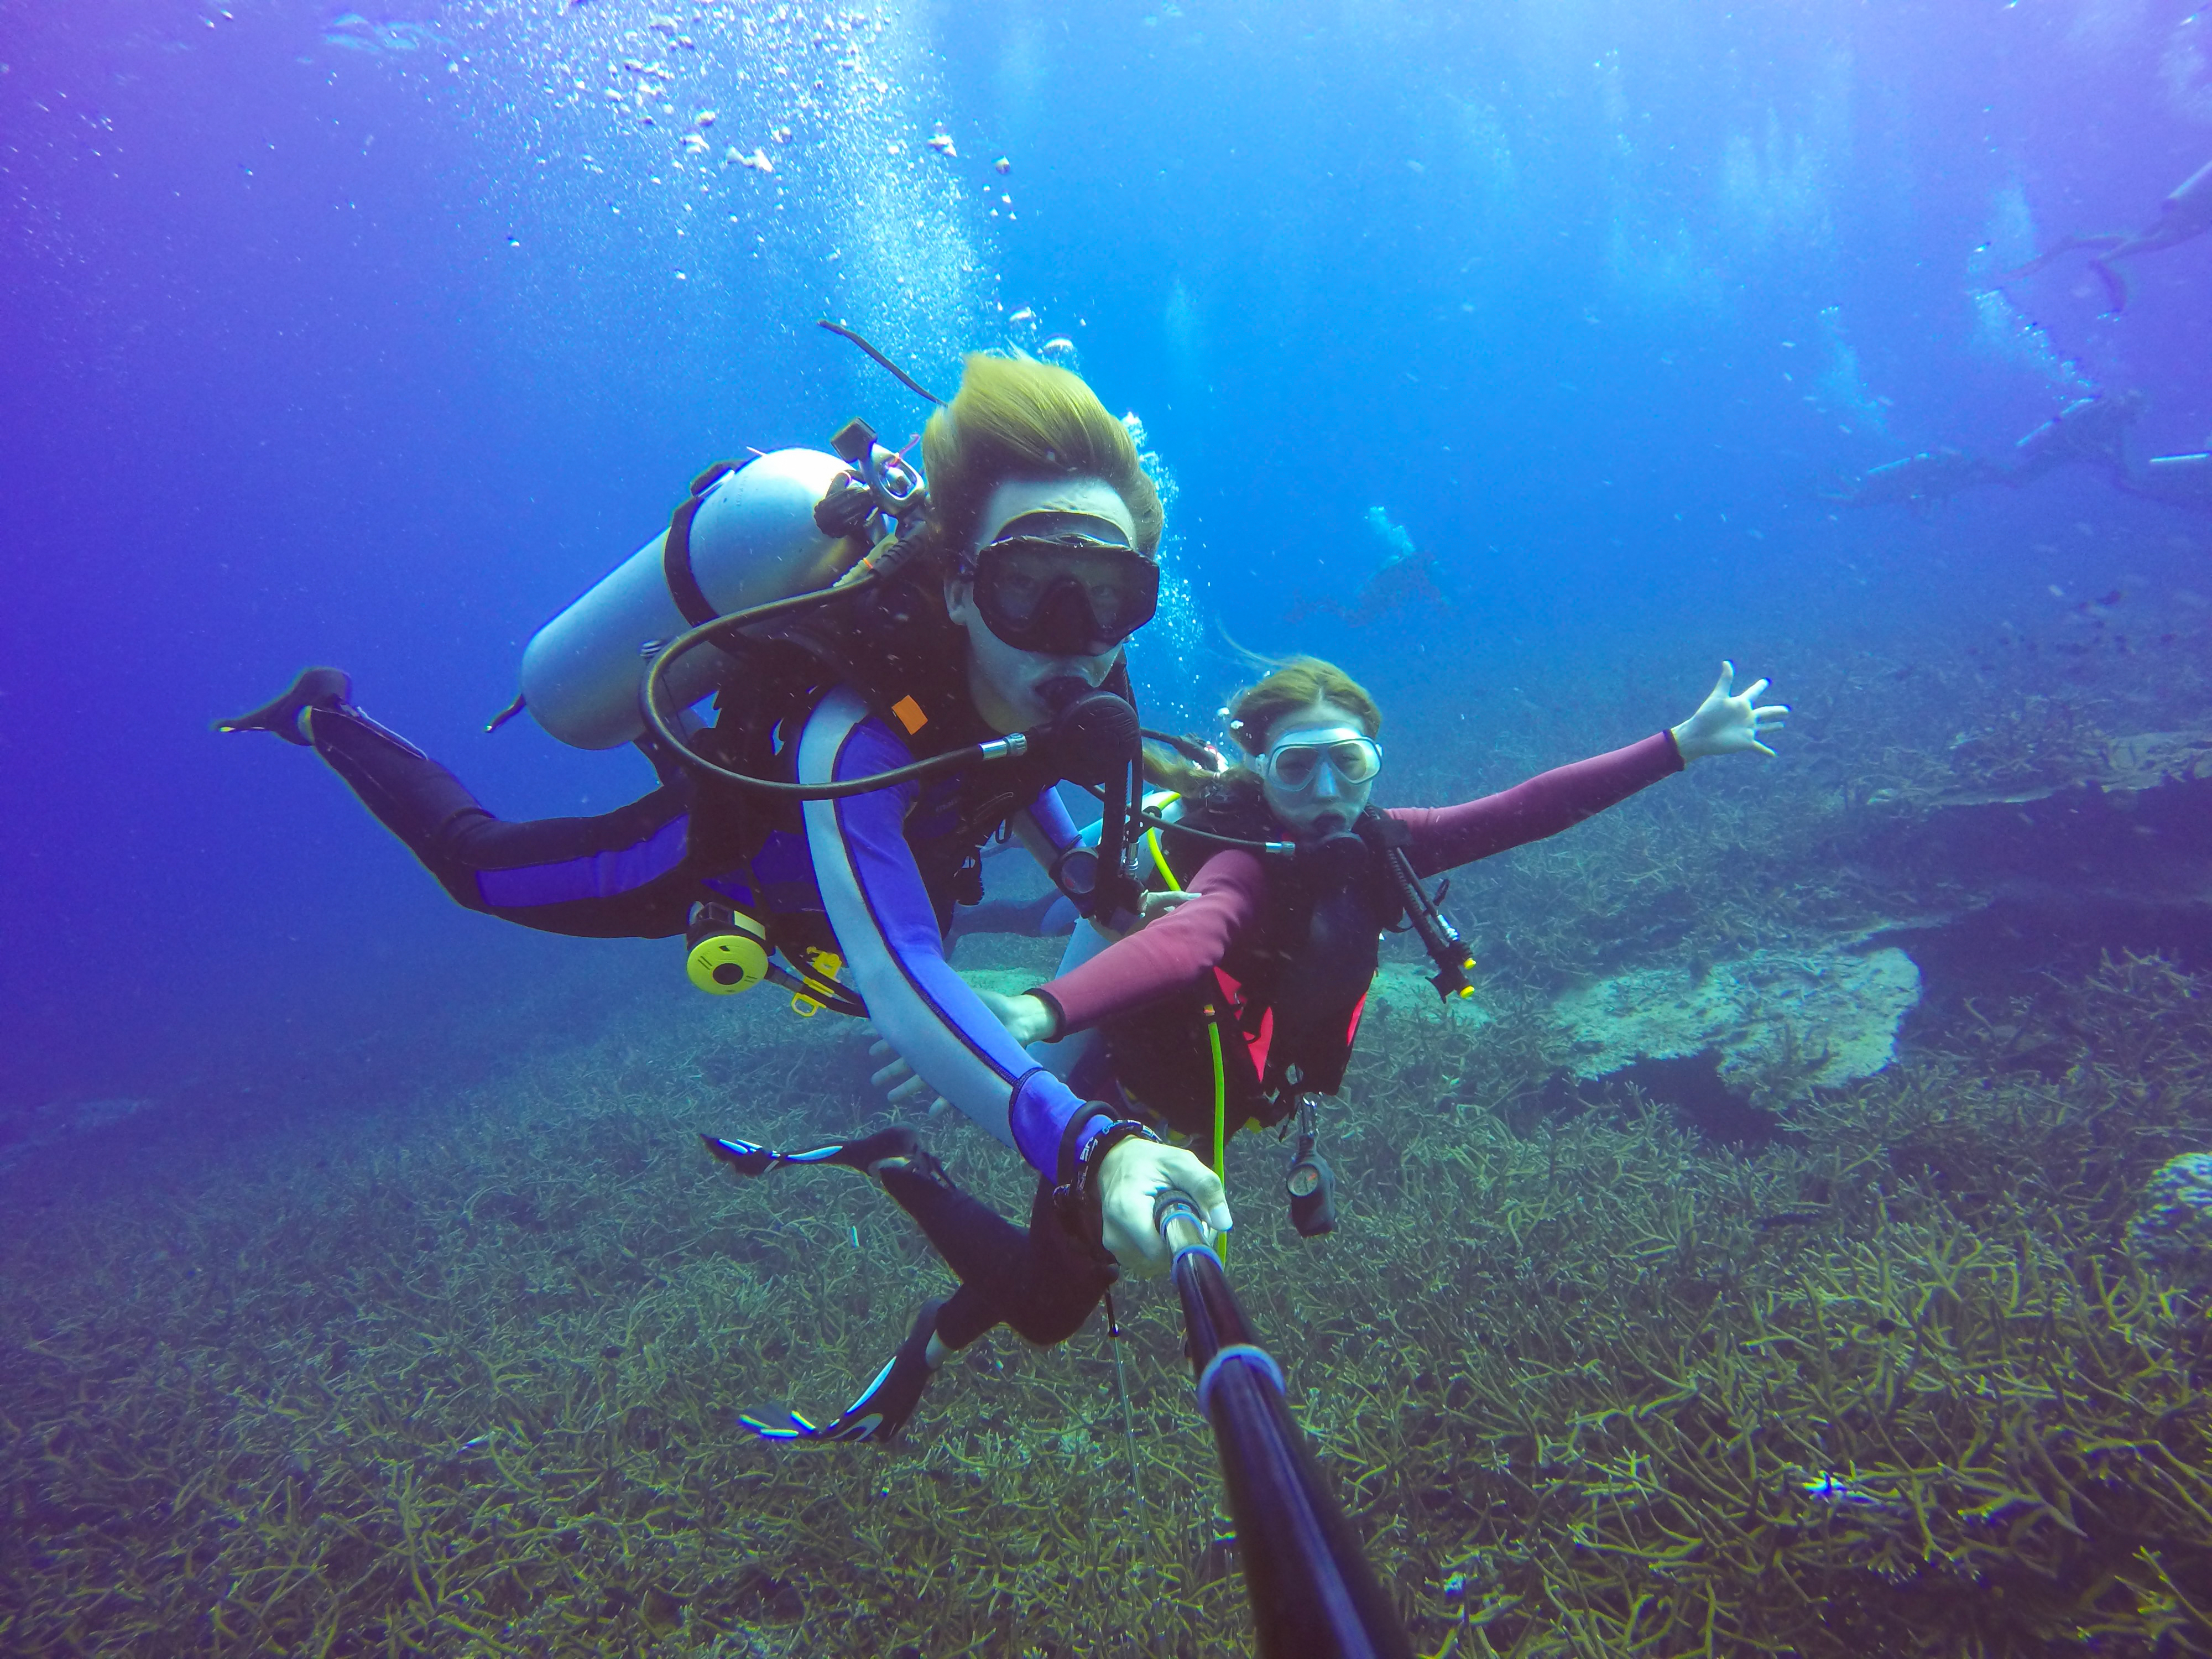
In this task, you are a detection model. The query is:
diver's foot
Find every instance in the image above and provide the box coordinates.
[739,1299,946,1445]
[217,667,354,745]
[700,1124,919,1180]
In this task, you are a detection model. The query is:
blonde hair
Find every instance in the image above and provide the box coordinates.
[920,354,1164,561]
[1145,656,1384,795]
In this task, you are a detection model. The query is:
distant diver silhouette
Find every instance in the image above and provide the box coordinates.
[1999,158,2212,315]
[1825,390,2155,514]
[1823,446,2003,515]
[2005,389,2145,489]
[1287,546,1448,626]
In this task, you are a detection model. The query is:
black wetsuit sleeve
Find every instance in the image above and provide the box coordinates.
[309,707,700,939]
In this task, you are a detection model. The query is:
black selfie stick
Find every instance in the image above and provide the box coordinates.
[1151,1190,1411,1659]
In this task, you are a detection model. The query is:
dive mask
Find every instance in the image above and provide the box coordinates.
[966,511,1160,656]
[1261,728,1383,792]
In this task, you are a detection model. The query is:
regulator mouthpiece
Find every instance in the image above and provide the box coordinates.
[1300,828,1370,884]
[1043,687,1140,784]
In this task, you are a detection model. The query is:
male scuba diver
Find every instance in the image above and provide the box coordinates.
[731,655,1786,1432]
[1999,157,2212,316]
[223,352,1230,1441]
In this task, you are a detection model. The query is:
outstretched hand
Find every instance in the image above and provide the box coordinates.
[1670,661,1789,761]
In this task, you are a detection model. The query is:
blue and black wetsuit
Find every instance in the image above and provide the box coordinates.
[307,683,1123,1349]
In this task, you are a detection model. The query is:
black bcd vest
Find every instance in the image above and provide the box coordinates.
[1105,787,1408,1135]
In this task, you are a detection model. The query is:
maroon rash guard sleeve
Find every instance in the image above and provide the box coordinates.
[1032,851,1267,1035]
[1390,731,1682,877]
[1034,731,1683,1032]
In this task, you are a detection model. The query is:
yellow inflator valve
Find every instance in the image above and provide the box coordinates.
[686,903,771,994]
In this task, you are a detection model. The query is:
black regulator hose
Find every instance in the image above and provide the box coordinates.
[638,575,1030,799]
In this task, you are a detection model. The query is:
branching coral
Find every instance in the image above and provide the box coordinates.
[4,917,2212,1650]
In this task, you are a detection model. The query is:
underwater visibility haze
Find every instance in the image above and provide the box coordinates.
[7,0,2212,1652]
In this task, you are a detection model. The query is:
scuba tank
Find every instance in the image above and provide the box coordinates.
[513,447,878,751]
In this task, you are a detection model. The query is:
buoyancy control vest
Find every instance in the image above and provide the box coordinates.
[1103,785,1412,1135]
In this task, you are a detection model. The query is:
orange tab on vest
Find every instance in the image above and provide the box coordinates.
[890,695,928,734]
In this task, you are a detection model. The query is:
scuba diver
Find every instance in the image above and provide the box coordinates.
[2003,389,2144,489]
[1823,446,2004,514]
[1286,546,1448,628]
[981,654,1787,1182]
[1999,157,2212,316]
[716,653,1786,1439]
[1827,390,2146,512]
[223,350,1231,1439]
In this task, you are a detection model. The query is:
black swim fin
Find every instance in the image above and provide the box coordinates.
[739,1297,946,1444]
[218,667,354,745]
[699,1124,919,1178]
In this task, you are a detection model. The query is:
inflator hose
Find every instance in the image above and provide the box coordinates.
[638,573,1026,800]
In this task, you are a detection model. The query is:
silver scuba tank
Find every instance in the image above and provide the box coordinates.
[518,448,864,750]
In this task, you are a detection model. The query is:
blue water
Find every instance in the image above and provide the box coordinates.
[4,0,2209,1123]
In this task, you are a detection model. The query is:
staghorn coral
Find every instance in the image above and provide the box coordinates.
[2,951,2208,1655]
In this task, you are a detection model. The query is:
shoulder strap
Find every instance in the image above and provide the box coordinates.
[662,459,752,628]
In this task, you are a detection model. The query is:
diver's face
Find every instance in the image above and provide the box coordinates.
[949,475,1140,734]
[1258,700,1381,838]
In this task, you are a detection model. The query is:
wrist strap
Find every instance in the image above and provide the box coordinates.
[1052,1104,1116,1189]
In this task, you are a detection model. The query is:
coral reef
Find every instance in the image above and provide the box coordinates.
[2134,1154,2212,1290]
[8,639,2212,1655]
[4,946,2211,1656]
[1550,943,1919,1089]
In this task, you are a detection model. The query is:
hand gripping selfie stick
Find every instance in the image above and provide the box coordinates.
[1152,1191,1411,1659]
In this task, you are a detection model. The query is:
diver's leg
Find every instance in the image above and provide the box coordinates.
[224,668,497,905]
[740,1297,950,1444]
[877,1160,1113,1344]
[742,1153,1069,1444]
[742,1162,1109,1444]
[295,700,518,910]
[228,670,695,931]
[877,1154,1030,1290]
[1997,232,2126,281]
[999,1175,1117,1345]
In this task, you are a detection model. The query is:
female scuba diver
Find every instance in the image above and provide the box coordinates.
[221,353,1229,1442]
[729,652,1786,1443]
[985,656,1788,1180]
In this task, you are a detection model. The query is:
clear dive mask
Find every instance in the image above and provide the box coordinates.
[1260,728,1383,793]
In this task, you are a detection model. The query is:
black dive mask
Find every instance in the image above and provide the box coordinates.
[968,513,1160,656]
